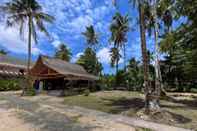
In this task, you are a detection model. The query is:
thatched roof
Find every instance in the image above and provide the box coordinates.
[0,54,27,69]
[30,55,98,80]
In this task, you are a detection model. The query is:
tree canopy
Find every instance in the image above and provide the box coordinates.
[55,44,72,62]
[76,48,103,76]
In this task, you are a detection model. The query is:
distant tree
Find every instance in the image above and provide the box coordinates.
[0,49,7,55]
[77,48,103,76]
[126,58,143,91]
[55,44,72,62]
[82,25,98,49]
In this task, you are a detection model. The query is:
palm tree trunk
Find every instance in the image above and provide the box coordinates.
[123,44,126,71]
[115,59,119,89]
[27,16,32,76]
[22,15,32,96]
[138,3,151,112]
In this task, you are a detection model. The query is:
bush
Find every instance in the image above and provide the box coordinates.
[0,79,21,91]
[190,88,197,93]
[84,89,90,96]
[25,87,36,96]
[22,78,36,96]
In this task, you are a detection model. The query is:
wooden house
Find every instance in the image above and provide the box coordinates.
[30,55,98,91]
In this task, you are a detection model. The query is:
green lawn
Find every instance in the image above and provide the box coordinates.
[64,91,197,130]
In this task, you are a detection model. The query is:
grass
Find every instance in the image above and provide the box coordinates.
[64,90,197,130]
[64,91,143,114]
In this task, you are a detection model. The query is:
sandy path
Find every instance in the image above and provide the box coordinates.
[0,108,37,131]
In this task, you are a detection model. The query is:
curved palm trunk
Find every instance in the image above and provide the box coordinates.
[138,3,151,112]
[22,15,32,96]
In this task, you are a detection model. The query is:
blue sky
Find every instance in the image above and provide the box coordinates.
[0,0,182,74]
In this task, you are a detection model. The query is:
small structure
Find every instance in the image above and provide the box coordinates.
[30,55,98,91]
[0,54,26,77]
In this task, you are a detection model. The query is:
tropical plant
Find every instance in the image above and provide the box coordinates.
[0,0,54,95]
[109,12,129,69]
[126,58,143,90]
[77,48,103,76]
[159,0,197,91]
[82,25,98,49]
[128,0,152,112]
[55,44,72,62]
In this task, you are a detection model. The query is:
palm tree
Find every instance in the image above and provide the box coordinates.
[1,0,54,95]
[128,0,151,112]
[110,12,129,70]
[143,0,173,109]
[55,44,72,62]
[82,25,98,49]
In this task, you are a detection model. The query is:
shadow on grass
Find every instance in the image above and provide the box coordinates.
[101,97,144,114]
[102,97,192,124]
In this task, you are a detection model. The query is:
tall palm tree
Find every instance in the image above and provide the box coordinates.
[55,43,72,62]
[82,25,98,49]
[143,0,173,109]
[110,12,129,70]
[128,0,151,112]
[1,0,54,95]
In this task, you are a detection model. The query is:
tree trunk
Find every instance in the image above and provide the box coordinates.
[115,59,119,89]
[22,16,32,96]
[138,3,152,112]
[123,44,126,71]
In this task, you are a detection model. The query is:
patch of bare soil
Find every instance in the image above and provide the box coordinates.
[77,115,136,131]
[0,108,38,131]
[137,109,191,126]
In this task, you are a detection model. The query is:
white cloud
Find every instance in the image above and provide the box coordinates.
[38,0,114,39]
[97,47,124,64]
[51,40,61,48]
[97,47,111,64]
[0,25,42,55]
[71,52,83,62]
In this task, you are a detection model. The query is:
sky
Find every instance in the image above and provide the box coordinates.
[0,0,181,74]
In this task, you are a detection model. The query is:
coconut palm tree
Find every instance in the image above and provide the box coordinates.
[55,43,72,62]
[128,0,151,112]
[1,0,54,95]
[82,25,98,49]
[109,12,129,70]
[143,0,173,109]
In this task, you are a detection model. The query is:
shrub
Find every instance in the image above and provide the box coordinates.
[25,86,36,96]
[22,78,36,96]
[190,88,197,93]
[0,79,21,91]
[84,89,90,96]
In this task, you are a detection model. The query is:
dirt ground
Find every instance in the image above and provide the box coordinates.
[0,108,37,131]
[0,92,136,131]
